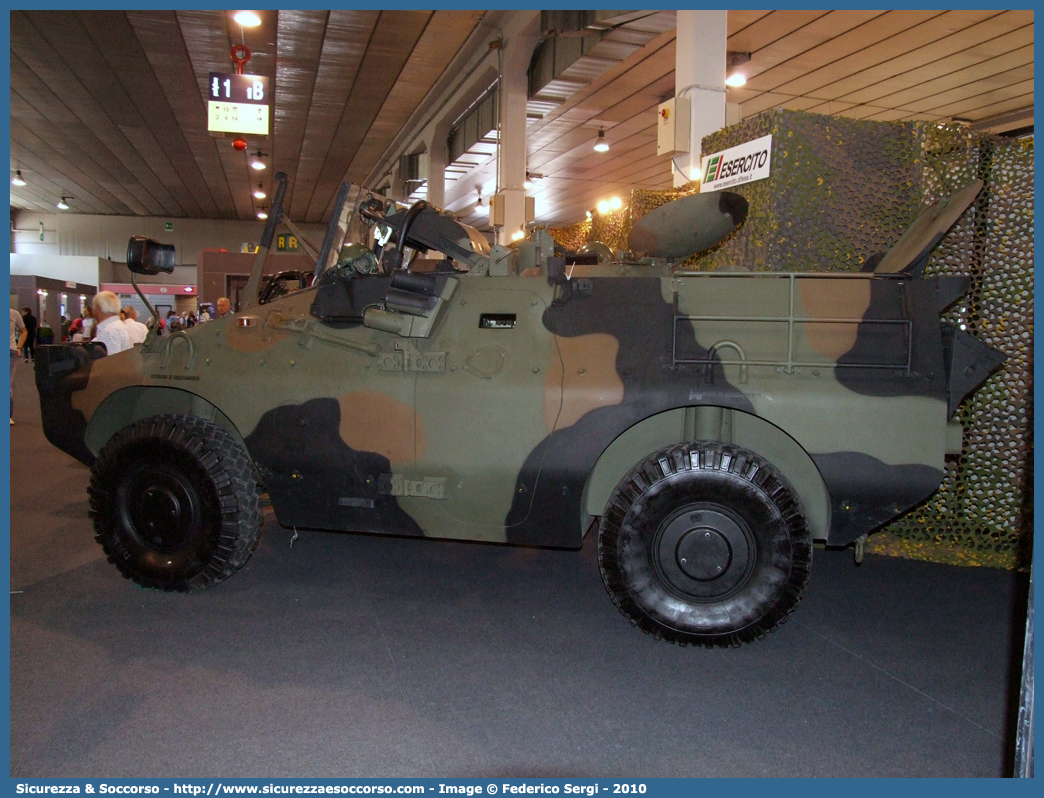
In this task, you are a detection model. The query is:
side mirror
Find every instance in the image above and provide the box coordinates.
[126,236,175,275]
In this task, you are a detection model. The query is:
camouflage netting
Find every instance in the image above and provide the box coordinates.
[548,184,700,255]
[551,109,1033,569]
[870,125,1034,570]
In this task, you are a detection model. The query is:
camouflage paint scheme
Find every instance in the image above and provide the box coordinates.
[39,259,977,550]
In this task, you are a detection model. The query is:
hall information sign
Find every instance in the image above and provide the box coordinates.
[207,72,270,136]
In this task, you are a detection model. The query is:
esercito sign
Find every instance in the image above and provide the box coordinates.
[700,135,772,192]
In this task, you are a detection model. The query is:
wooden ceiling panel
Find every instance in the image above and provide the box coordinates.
[8,10,1034,231]
[912,80,1034,120]
[343,10,486,187]
[11,12,175,216]
[524,31,676,141]
[9,129,119,215]
[875,53,1034,112]
[176,9,270,221]
[305,11,433,221]
[79,12,220,218]
[737,91,801,119]
[531,114,658,180]
[126,11,238,219]
[806,14,1031,103]
[726,10,774,37]
[9,105,152,216]
[852,107,910,123]
[741,10,889,87]
[727,10,832,54]
[947,94,1034,124]
[10,77,160,217]
[771,10,998,98]
[291,10,379,221]
[272,10,330,217]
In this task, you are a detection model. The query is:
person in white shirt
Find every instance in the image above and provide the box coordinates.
[10,308,27,424]
[92,292,134,355]
[81,305,96,340]
[121,306,150,345]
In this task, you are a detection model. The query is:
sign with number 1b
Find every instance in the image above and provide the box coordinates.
[207,72,270,136]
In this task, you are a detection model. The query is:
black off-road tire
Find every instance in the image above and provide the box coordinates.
[598,442,812,647]
[88,414,263,591]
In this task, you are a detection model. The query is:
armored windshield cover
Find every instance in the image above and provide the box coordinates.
[875,180,984,275]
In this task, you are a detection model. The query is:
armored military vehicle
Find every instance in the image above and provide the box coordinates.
[36,174,1004,647]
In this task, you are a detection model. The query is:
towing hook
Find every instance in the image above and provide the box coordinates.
[854,534,868,565]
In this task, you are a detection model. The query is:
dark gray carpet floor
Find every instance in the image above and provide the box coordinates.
[8,362,1028,777]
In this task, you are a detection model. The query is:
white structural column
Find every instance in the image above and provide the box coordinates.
[674,10,727,187]
[495,34,537,244]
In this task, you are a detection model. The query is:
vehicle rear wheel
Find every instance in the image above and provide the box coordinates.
[598,442,812,647]
[89,414,262,591]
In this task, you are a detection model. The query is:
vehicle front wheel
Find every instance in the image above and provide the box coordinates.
[598,442,812,647]
[89,414,262,591]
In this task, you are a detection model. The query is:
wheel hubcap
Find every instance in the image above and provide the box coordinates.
[654,506,755,600]
[124,467,200,552]
[677,526,732,580]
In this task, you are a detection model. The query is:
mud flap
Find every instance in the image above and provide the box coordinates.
[941,323,1007,417]
[34,343,108,465]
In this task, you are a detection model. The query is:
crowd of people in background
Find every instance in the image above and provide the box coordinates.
[11,296,232,422]
[56,297,229,345]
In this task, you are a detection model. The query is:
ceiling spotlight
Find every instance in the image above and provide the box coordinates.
[586,210,593,220]
[12,170,26,187]
[234,11,261,27]
[250,150,267,170]
[597,200,611,215]
[475,188,484,209]
[726,50,751,89]
[253,183,266,199]
[56,196,70,210]
[593,129,609,153]
[256,208,268,220]
[524,171,543,190]
[609,196,623,211]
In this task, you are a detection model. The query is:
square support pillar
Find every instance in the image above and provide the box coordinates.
[675,10,727,186]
